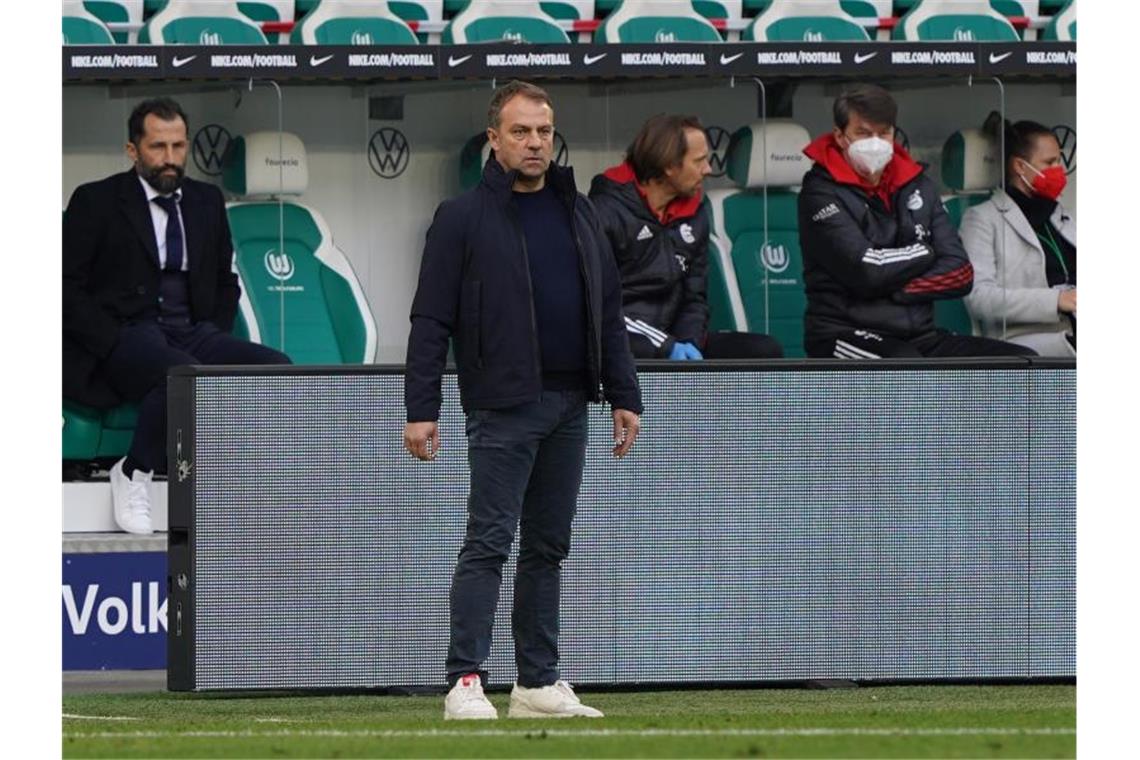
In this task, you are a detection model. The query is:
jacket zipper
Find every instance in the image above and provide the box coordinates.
[571,197,600,402]
[506,198,544,401]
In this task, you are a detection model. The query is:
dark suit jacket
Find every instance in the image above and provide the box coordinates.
[63,169,241,408]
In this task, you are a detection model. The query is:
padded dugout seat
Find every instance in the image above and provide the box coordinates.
[743,0,870,41]
[290,0,419,43]
[539,1,595,41]
[234,0,295,43]
[936,126,1002,336]
[940,126,999,228]
[705,120,812,358]
[63,0,117,43]
[63,402,139,462]
[458,133,492,191]
[223,132,377,364]
[595,0,722,43]
[79,0,145,43]
[139,0,269,44]
[442,0,570,43]
[702,196,750,334]
[892,0,1019,41]
[1042,0,1074,40]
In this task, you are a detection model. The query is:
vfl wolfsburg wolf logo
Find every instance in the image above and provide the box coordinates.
[760,243,790,274]
[264,250,295,281]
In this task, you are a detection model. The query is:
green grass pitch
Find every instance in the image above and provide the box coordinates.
[63,683,1075,758]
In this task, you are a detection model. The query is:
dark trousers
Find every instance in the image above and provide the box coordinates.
[703,330,784,359]
[100,320,291,473]
[807,328,1038,359]
[446,390,588,688]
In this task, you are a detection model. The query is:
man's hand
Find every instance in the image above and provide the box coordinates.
[668,341,703,360]
[612,409,640,458]
[404,421,439,461]
[1058,288,1077,314]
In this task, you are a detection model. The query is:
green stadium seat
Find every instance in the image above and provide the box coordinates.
[139,0,269,44]
[63,0,117,44]
[541,0,595,20]
[692,1,743,40]
[743,0,870,41]
[442,0,570,43]
[458,133,492,191]
[81,0,144,43]
[63,401,139,461]
[989,1,1039,40]
[933,296,975,335]
[290,0,419,44]
[697,195,746,332]
[223,132,378,364]
[386,1,444,42]
[892,0,1019,41]
[237,1,295,43]
[540,0,595,41]
[595,0,722,43]
[938,126,1000,336]
[706,120,813,358]
[707,228,750,333]
[1041,0,1074,40]
[940,126,998,228]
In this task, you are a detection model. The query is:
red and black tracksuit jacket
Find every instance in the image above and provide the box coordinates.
[589,162,710,358]
[797,134,974,346]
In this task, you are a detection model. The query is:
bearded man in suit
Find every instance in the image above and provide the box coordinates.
[63,97,290,534]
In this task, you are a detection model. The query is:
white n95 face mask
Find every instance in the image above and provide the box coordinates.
[846,136,894,176]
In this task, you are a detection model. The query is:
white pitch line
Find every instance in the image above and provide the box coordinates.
[62,714,142,722]
[63,727,1076,739]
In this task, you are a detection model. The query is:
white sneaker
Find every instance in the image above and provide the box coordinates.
[508,680,603,718]
[444,674,498,720]
[110,457,154,535]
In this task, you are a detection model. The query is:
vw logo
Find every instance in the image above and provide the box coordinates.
[553,131,570,167]
[760,244,790,274]
[368,127,411,179]
[264,250,295,281]
[1053,124,1076,176]
[705,126,731,178]
[192,124,232,176]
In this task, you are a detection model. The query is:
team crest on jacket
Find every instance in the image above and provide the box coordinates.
[680,223,696,244]
[906,189,923,211]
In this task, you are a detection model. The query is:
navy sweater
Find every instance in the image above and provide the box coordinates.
[514,185,588,388]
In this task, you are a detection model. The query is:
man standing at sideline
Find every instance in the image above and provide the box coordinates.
[403,81,642,720]
[63,98,290,534]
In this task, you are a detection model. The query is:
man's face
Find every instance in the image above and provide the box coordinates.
[487,95,555,186]
[834,110,895,152]
[127,113,188,194]
[664,127,711,198]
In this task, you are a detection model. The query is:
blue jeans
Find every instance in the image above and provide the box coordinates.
[446,390,589,688]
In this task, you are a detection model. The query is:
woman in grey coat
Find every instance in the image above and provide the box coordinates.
[960,114,1076,357]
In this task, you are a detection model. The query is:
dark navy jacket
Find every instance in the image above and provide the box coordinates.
[405,158,643,422]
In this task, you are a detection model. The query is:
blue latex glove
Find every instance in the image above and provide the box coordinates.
[668,341,704,360]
